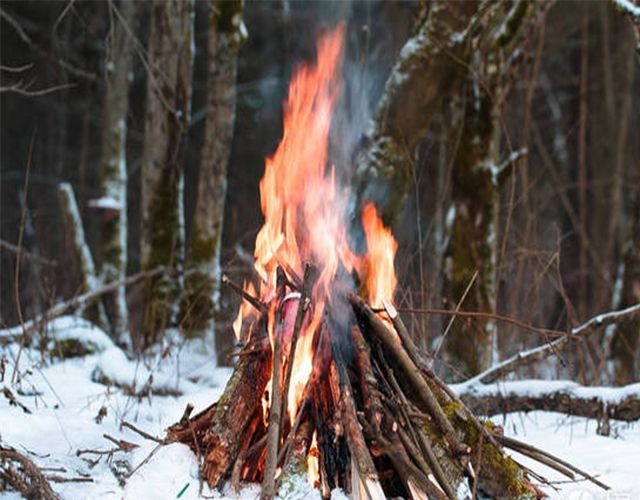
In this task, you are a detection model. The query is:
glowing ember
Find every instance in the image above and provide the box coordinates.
[307,431,320,487]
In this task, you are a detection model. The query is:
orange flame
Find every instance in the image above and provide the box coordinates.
[307,431,320,487]
[232,280,258,341]
[232,24,399,441]
[361,202,398,308]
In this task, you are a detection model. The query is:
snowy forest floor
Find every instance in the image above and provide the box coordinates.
[1,316,639,499]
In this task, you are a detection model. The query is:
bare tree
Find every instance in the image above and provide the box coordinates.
[180,0,247,342]
[140,0,194,347]
[93,0,137,343]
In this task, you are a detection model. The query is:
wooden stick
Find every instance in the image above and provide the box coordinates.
[330,362,385,500]
[280,264,311,436]
[351,294,469,457]
[222,274,266,313]
[261,273,287,499]
[496,434,610,490]
[383,299,433,370]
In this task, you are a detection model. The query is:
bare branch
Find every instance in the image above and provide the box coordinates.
[468,303,640,385]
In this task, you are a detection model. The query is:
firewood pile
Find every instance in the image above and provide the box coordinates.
[167,267,606,499]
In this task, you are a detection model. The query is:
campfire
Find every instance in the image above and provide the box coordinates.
[167,26,599,499]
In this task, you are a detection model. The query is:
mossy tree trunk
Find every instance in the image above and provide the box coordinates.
[352,1,548,377]
[352,1,478,225]
[96,0,137,344]
[443,2,544,378]
[180,0,247,345]
[140,0,194,347]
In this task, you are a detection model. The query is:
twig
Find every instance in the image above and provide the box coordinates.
[468,302,640,385]
[126,443,164,479]
[46,475,94,483]
[103,434,139,452]
[261,273,287,499]
[398,306,567,339]
[222,274,266,313]
[496,434,610,490]
[1,266,172,343]
[0,238,57,266]
[121,421,164,444]
[10,131,34,385]
[0,446,58,500]
[280,264,311,435]
[434,270,478,360]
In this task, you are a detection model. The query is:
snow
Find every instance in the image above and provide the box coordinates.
[87,196,123,211]
[454,379,640,406]
[612,0,640,19]
[2,317,640,499]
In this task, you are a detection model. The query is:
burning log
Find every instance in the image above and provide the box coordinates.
[167,285,608,498]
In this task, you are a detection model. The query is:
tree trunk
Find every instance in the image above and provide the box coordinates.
[352,0,545,377]
[180,0,246,344]
[442,2,545,378]
[96,0,137,344]
[57,182,108,329]
[140,0,194,347]
[352,1,478,225]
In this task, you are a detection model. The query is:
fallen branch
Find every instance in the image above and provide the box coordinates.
[0,266,171,343]
[455,379,640,423]
[0,445,59,500]
[469,303,640,384]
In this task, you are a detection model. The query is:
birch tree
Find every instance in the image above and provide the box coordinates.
[180,0,247,341]
[95,0,137,343]
[140,0,194,347]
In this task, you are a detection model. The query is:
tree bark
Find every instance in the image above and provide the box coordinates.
[442,1,546,377]
[181,0,247,342]
[352,1,478,225]
[96,0,137,343]
[140,0,194,347]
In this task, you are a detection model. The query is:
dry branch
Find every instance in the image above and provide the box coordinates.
[0,446,58,500]
[470,303,640,384]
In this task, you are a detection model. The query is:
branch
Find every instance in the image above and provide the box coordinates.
[0,266,171,343]
[468,303,640,384]
[455,379,640,423]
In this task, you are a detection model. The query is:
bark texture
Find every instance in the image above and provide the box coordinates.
[97,0,137,342]
[443,2,545,377]
[180,0,247,340]
[140,0,194,346]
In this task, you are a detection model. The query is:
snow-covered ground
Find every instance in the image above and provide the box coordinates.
[1,316,639,499]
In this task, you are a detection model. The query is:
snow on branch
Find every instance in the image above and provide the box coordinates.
[468,303,640,385]
[454,379,640,424]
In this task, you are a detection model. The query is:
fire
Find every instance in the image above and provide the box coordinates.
[307,431,320,487]
[232,280,258,341]
[361,202,398,309]
[231,23,399,483]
